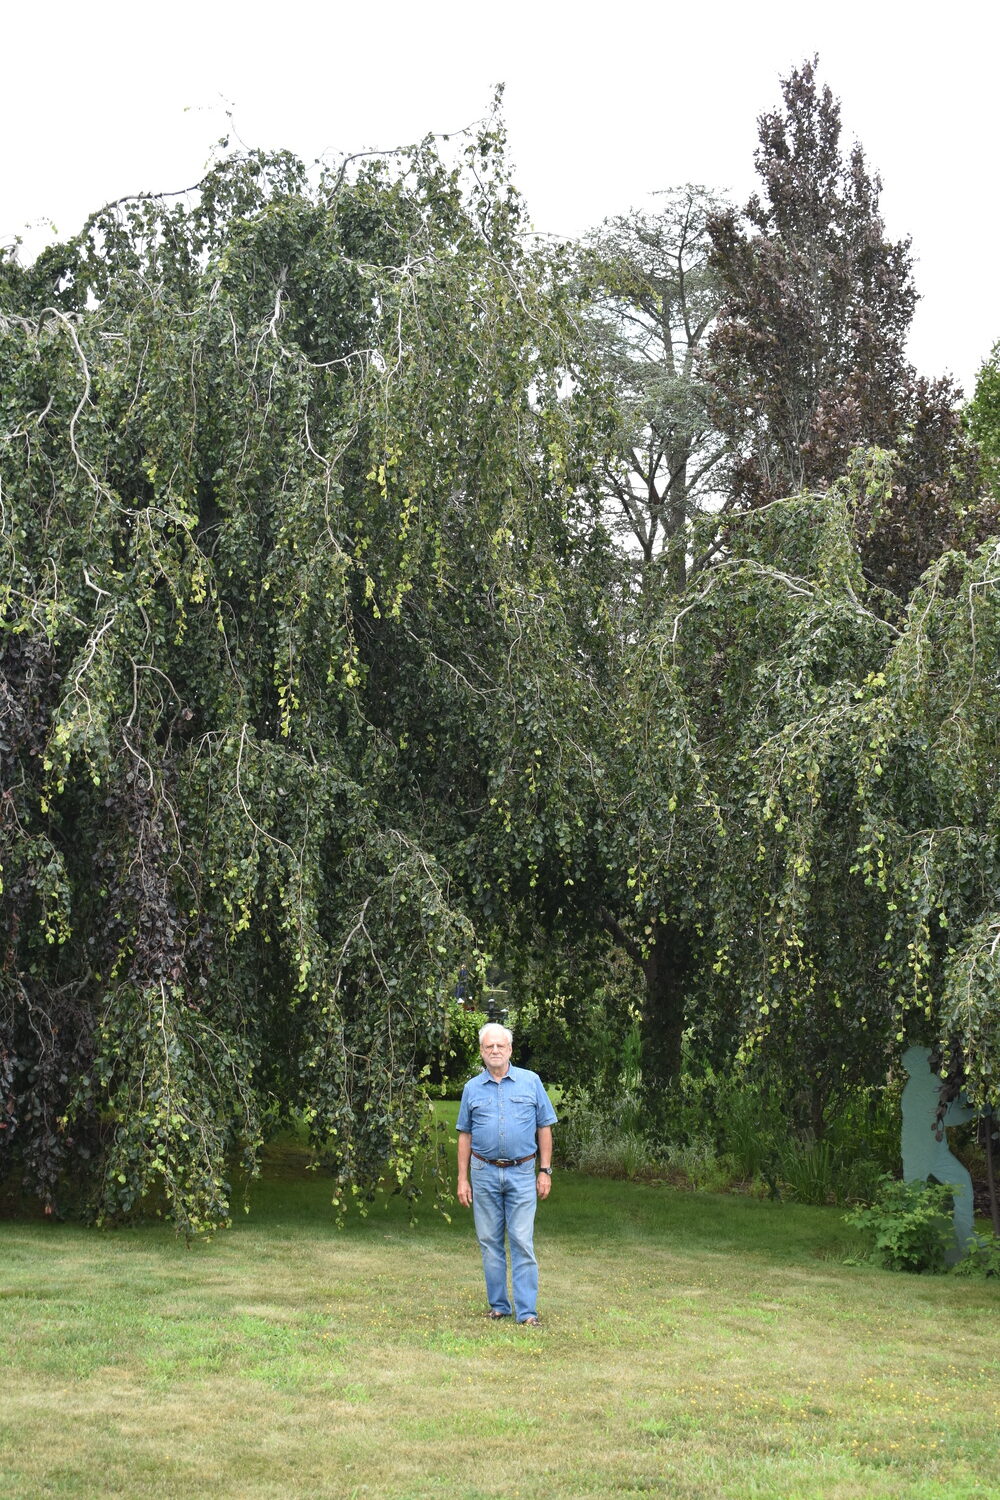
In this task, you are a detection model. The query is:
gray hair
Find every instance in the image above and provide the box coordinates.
[479,1023,513,1046]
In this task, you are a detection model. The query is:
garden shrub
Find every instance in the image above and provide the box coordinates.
[555,1088,663,1179]
[844,1176,957,1272]
[952,1234,1000,1277]
[423,1006,488,1098]
[554,1063,908,1205]
[663,1135,734,1192]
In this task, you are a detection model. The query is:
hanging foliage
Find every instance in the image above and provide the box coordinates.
[680,458,1000,1120]
[0,118,610,1232]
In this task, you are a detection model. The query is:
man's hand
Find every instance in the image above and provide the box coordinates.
[536,1171,551,1200]
[457,1177,473,1208]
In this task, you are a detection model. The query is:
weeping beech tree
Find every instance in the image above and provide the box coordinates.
[0,125,615,1232]
[679,459,1000,1126]
[470,445,1000,1126]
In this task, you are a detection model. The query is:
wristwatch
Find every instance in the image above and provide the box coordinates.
[538,1166,553,1176]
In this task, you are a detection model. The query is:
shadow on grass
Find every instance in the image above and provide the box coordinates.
[227,1104,862,1272]
[1,1099,862,1271]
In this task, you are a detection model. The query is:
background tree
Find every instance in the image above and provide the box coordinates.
[967,341,1000,499]
[705,58,915,506]
[706,58,987,600]
[579,189,727,592]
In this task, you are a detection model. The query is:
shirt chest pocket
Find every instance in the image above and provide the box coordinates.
[469,1096,494,1127]
[508,1093,537,1126]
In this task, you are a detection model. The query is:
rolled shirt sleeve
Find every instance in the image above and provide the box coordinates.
[532,1072,558,1129]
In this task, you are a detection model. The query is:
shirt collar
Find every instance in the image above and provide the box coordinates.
[480,1063,515,1084]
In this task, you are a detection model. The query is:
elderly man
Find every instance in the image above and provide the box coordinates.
[456,1022,558,1325]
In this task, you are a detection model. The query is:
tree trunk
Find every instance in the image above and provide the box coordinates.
[984,1112,1000,1240]
[640,924,691,1109]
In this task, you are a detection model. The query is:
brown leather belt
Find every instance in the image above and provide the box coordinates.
[471,1151,535,1167]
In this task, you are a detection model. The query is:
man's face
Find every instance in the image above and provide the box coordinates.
[480,1030,512,1070]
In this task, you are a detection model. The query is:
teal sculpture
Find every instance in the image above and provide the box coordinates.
[901,1045,977,1264]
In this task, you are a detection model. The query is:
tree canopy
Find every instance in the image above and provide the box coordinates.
[578,188,726,591]
[0,123,614,1232]
[3,72,1000,1233]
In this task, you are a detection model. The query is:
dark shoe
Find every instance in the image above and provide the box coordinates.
[518,1315,541,1325]
[485,1310,510,1320]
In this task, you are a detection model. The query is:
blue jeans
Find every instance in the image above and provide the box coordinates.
[471,1158,539,1320]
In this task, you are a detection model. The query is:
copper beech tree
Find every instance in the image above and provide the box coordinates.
[706,58,988,600]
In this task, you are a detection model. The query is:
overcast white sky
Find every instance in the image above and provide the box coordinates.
[4,0,997,393]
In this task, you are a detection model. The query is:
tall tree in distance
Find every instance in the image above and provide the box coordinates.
[580,189,726,593]
[706,58,915,508]
[705,58,988,599]
[967,341,1000,499]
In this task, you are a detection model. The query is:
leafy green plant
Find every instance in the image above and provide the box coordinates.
[696,1068,787,1182]
[952,1233,1000,1277]
[424,1006,487,1098]
[844,1175,957,1272]
[660,1066,901,1206]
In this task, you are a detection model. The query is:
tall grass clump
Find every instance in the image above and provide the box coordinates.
[555,1087,662,1179]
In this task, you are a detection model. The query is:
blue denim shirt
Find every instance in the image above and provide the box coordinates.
[456,1064,558,1161]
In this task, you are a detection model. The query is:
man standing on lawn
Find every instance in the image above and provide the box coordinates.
[456,1023,557,1325]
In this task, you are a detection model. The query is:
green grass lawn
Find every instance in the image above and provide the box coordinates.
[2,1114,999,1499]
